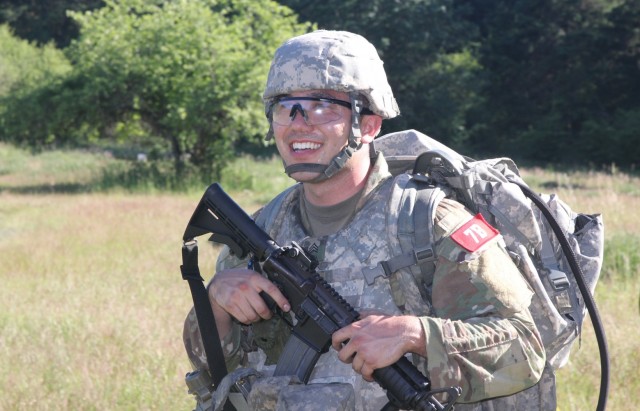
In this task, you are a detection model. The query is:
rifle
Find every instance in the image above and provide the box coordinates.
[183,183,462,411]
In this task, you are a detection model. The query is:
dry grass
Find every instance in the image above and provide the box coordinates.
[0,192,206,410]
[521,167,640,236]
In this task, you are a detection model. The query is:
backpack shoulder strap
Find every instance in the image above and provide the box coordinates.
[405,176,449,298]
[363,174,447,312]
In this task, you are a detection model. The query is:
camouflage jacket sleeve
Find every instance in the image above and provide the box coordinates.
[419,199,546,403]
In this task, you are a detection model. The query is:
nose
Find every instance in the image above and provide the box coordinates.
[288,104,312,128]
[288,104,306,122]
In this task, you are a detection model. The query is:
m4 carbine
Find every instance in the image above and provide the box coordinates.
[183,183,461,411]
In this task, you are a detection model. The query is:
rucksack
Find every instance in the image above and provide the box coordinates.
[371,129,609,409]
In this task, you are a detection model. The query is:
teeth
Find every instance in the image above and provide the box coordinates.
[292,142,321,151]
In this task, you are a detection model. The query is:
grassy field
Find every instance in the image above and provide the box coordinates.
[0,143,638,410]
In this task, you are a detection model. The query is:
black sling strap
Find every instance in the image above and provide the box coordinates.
[181,240,236,411]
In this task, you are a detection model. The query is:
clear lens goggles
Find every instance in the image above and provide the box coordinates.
[270,97,353,126]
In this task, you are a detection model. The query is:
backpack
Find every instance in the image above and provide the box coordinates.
[372,129,608,406]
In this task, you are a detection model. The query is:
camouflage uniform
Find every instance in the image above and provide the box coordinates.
[183,152,552,411]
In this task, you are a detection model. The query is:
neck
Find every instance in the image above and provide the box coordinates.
[302,147,372,207]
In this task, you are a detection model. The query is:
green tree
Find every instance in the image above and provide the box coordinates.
[0,25,72,147]
[454,0,640,166]
[0,25,72,97]
[1,0,309,181]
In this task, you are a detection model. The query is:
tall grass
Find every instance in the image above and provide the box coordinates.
[0,142,293,198]
[0,192,199,410]
[0,143,118,193]
[0,143,638,410]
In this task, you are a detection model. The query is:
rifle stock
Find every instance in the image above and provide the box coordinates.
[184,183,461,411]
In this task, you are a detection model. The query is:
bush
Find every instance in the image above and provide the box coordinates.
[0,24,71,98]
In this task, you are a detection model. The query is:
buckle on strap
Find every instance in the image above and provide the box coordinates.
[548,269,570,291]
[361,246,436,285]
[415,247,435,263]
[181,240,204,282]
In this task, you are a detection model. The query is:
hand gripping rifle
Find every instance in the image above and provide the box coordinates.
[182,183,462,411]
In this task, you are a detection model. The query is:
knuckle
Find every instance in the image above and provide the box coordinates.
[263,282,281,296]
[257,306,272,318]
[350,334,365,347]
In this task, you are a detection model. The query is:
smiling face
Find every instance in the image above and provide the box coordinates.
[272,89,353,182]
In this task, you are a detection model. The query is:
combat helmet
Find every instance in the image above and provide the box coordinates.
[263,30,400,182]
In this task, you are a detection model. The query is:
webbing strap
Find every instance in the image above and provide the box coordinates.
[362,248,435,285]
[181,241,236,411]
[412,182,446,287]
[539,219,584,333]
[361,181,444,293]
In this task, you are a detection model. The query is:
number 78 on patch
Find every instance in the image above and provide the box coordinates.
[450,214,500,253]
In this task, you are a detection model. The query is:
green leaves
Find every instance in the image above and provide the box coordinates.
[0,25,71,97]
[2,0,638,174]
[1,0,308,181]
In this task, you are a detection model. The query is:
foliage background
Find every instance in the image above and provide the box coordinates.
[0,0,639,178]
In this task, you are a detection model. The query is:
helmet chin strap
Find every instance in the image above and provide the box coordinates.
[283,95,365,183]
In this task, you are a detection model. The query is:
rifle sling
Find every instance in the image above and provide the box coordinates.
[181,240,237,411]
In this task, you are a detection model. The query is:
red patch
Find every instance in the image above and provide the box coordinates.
[450,214,499,252]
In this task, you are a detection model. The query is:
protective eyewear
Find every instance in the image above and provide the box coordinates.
[270,97,372,126]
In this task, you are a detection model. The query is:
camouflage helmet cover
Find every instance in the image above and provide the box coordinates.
[263,30,400,119]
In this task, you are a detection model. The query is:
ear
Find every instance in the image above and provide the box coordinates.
[360,115,383,144]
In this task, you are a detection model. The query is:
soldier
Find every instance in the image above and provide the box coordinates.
[184,30,552,410]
